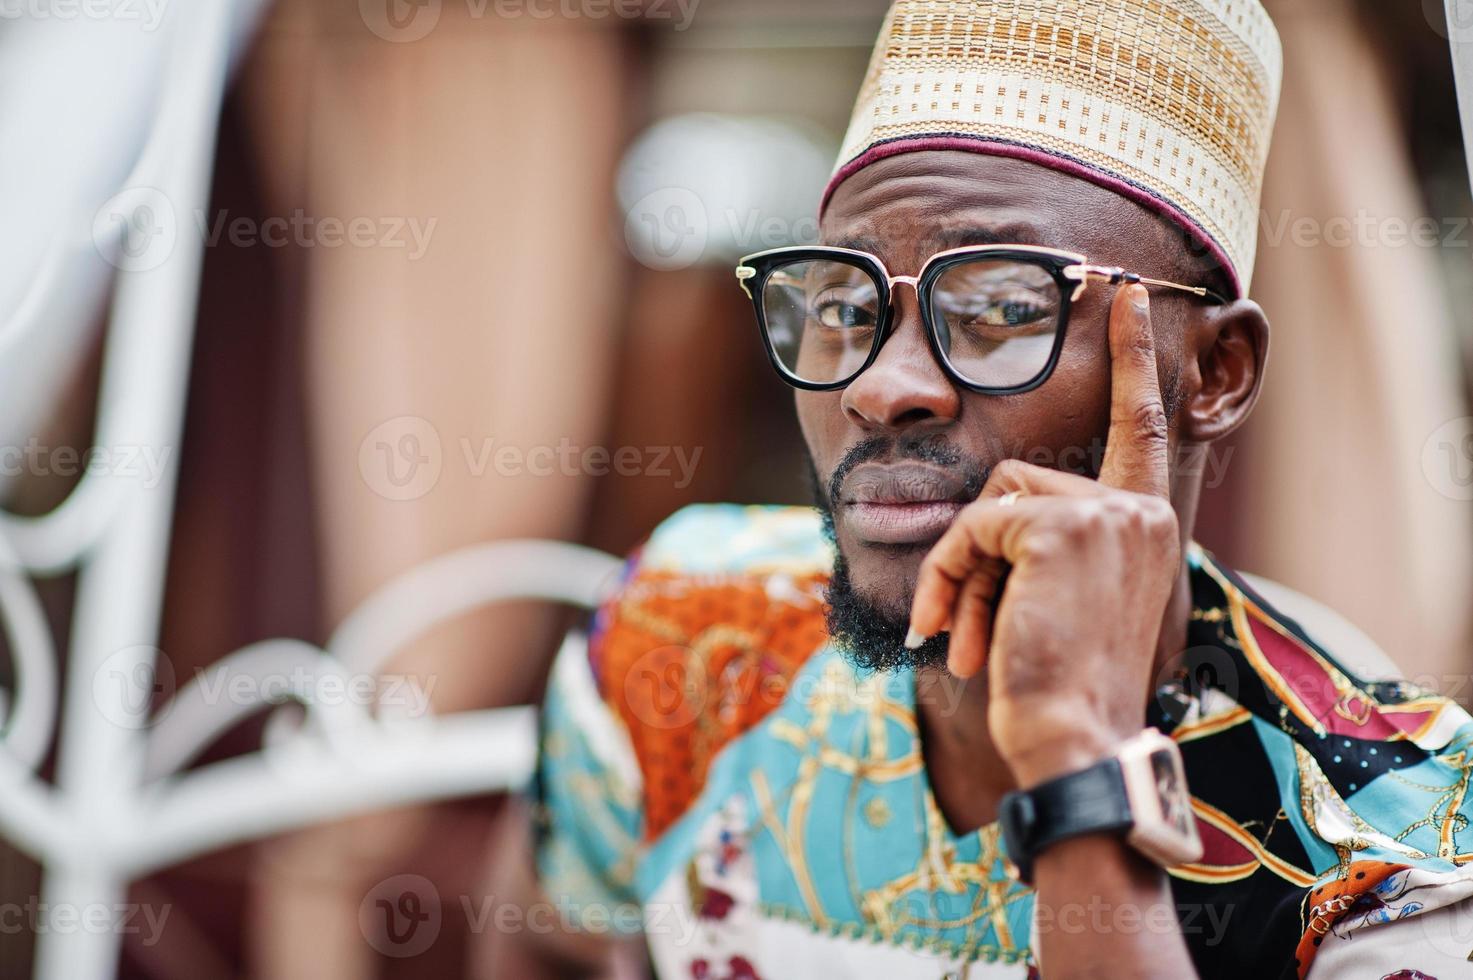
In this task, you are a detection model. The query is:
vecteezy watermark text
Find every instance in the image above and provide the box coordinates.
[358,417,704,501]
[0,439,172,489]
[0,898,171,946]
[1260,209,1470,251]
[89,642,435,732]
[197,210,437,260]
[359,0,701,43]
[359,875,692,958]
[92,188,439,272]
[0,0,168,30]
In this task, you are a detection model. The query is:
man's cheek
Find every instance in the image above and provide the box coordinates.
[794,389,841,467]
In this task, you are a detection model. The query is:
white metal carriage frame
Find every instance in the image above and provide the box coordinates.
[0,5,621,978]
[3,2,1472,979]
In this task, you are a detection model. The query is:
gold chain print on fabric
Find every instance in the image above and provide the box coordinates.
[754,657,1031,962]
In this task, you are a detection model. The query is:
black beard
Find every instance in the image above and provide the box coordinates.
[810,439,984,673]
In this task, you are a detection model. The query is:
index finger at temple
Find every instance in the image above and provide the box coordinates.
[1099,284,1171,498]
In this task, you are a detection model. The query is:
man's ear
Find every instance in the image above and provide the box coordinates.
[1180,299,1269,443]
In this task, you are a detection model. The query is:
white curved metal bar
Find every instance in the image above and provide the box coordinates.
[121,706,537,878]
[146,541,622,782]
[1450,0,1473,195]
[0,0,262,577]
[0,28,193,575]
[33,2,236,977]
[0,474,131,576]
[0,744,75,866]
[0,5,624,980]
[328,539,623,677]
[0,532,59,771]
[0,231,71,361]
[141,638,373,782]
[0,112,159,361]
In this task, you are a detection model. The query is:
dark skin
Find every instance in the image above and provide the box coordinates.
[495,148,1270,980]
[803,150,1269,978]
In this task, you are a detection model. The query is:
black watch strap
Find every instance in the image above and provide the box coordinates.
[998,758,1135,885]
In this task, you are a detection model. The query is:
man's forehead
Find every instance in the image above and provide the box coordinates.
[819,150,1167,266]
[827,222,1050,258]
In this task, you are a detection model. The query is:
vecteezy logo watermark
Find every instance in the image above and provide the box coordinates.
[91,646,175,730]
[1427,0,1473,39]
[358,0,700,42]
[190,667,434,717]
[1418,884,1473,957]
[1031,899,1233,945]
[1421,417,1473,501]
[459,894,663,940]
[90,645,434,732]
[623,187,710,272]
[359,0,441,42]
[359,416,445,502]
[623,645,708,730]
[0,898,171,945]
[359,874,442,958]
[0,0,169,30]
[357,884,688,947]
[91,190,438,272]
[458,438,701,486]
[1259,209,1471,251]
[621,191,824,272]
[358,417,704,501]
[93,187,177,273]
[1154,645,1241,726]
[197,210,437,260]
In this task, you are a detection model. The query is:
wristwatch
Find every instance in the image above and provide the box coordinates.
[998,728,1202,885]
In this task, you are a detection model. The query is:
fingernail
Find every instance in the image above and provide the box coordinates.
[904,627,928,650]
[1130,284,1150,311]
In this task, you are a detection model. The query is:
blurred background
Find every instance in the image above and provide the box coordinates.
[0,0,1468,977]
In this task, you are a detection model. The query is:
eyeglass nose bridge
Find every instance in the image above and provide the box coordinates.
[879,274,922,321]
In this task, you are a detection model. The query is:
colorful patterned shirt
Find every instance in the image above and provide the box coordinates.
[534,505,1473,979]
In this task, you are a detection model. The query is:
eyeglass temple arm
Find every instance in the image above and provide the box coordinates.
[1064,264,1227,305]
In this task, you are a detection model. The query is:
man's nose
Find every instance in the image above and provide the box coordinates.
[840,286,961,431]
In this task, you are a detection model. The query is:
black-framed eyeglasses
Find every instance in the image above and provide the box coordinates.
[735,245,1228,394]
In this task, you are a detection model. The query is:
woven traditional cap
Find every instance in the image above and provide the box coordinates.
[824,0,1283,297]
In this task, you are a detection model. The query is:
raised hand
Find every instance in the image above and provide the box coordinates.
[906,284,1183,786]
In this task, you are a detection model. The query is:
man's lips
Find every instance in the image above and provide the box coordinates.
[840,462,971,546]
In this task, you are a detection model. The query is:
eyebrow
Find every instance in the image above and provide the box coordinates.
[830,223,1048,256]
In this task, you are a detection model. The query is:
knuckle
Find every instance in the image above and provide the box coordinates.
[1100,492,1177,536]
[1056,499,1109,540]
[1018,524,1069,561]
[1137,495,1178,534]
[1130,400,1171,443]
[1116,494,1180,551]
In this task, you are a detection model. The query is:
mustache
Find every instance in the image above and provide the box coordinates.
[823,435,989,510]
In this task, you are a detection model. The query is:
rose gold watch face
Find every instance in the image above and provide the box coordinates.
[1121,730,1203,867]
[1149,747,1194,839]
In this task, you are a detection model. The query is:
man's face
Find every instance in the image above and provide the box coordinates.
[802,150,1214,668]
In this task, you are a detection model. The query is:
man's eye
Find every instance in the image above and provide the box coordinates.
[813,299,876,329]
[945,292,1055,334]
[973,300,1050,327]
